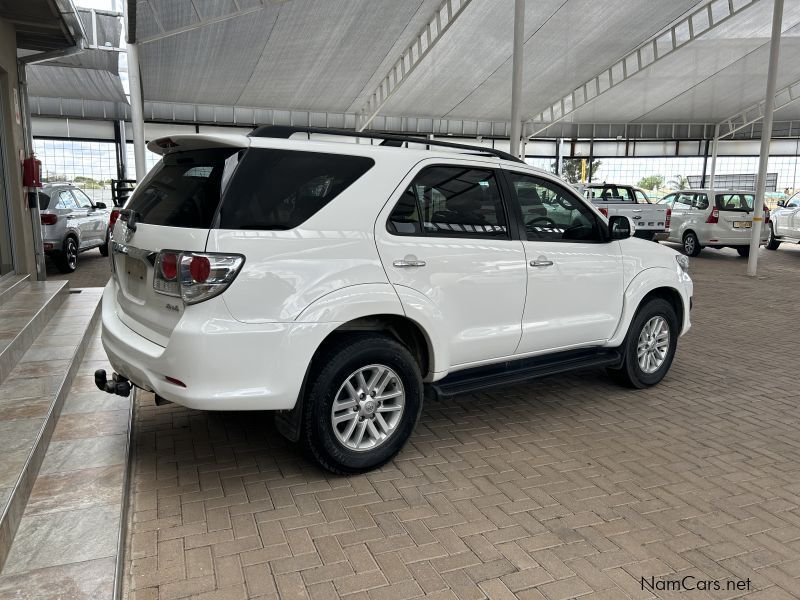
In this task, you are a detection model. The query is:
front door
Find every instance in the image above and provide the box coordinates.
[375,162,527,367]
[504,170,624,354]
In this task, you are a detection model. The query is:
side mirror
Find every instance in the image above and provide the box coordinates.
[776,199,786,207]
[608,215,633,240]
[94,201,107,209]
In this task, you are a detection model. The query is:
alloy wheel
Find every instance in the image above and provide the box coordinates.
[637,316,670,374]
[330,364,405,452]
[67,239,77,270]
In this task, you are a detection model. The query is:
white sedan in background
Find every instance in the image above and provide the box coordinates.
[658,189,769,257]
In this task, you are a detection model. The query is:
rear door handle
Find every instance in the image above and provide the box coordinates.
[393,259,426,268]
[530,257,553,267]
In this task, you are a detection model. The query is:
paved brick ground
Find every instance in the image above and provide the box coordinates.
[46,248,111,289]
[124,244,800,600]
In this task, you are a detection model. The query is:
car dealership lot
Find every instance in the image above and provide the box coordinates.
[125,245,800,600]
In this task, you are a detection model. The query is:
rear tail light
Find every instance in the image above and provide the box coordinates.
[109,209,121,230]
[40,213,58,225]
[598,207,609,217]
[706,207,719,224]
[153,250,244,305]
[665,207,671,229]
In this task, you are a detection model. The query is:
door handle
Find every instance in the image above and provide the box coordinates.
[530,257,553,267]
[393,259,426,268]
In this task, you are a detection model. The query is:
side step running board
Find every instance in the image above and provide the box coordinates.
[427,347,623,400]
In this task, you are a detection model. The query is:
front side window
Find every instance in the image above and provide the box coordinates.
[716,193,754,212]
[388,166,507,238]
[71,188,93,208]
[785,194,799,208]
[674,193,693,208]
[659,194,675,207]
[507,172,603,242]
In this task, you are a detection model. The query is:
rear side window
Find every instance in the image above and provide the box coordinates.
[38,192,51,210]
[128,148,240,228]
[716,193,754,212]
[218,149,374,230]
[388,166,507,238]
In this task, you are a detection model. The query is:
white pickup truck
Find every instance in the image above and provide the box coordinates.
[584,183,670,241]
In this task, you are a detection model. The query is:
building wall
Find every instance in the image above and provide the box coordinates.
[0,17,36,276]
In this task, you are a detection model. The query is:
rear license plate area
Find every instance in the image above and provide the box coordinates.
[733,221,751,228]
[125,256,148,297]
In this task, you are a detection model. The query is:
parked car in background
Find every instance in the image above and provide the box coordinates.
[584,183,670,241]
[658,189,769,257]
[39,184,111,273]
[98,128,693,474]
[766,191,800,250]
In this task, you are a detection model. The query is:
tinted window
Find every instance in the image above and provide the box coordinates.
[587,186,633,201]
[507,172,602,242]
[693,193,709,210]
[219,149,374,230]
[388,166,507,238]
[716,193,754,212]
[71,188,93,208]
[38,191,51,210]
[128,148,239,228]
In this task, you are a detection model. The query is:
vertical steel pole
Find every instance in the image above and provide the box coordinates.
[508,0,525,158]
[748,0,783,276]
[708,123,719,212]
[127,42,147,181]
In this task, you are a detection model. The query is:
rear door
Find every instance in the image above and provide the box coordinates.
[375,162,527,366]
[112,146,243,345]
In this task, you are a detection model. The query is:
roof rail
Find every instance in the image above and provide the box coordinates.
[248,125,524,164]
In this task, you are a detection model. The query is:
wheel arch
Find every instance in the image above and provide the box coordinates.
[607,267,690,347]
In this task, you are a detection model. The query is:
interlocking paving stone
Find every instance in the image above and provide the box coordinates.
[124,246,800,599]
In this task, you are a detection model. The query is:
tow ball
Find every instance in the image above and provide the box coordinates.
[95,369,132,397]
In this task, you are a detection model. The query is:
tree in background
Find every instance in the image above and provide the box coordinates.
[637,175,664,191]
[667,174,689,190]
[554,158,602,183]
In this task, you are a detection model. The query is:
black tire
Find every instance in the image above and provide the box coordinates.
[99,229,110,257]
[54,236,78,273]
[766,224,781,250]
[735,246,750,258]
[682,231,701,257]
[606,298,679,389]
[301,335,423,474]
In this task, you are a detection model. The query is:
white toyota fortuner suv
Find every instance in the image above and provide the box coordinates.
[99,127,693,474]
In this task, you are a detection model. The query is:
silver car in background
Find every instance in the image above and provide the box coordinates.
[39,184,111,273]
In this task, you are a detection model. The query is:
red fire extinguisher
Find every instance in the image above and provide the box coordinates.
[22,155,42,188]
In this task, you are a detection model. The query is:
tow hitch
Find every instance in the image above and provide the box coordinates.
[95,369,132,397]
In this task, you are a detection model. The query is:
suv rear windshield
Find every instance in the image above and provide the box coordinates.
[127,148,239,228]
[716,193,754,212]
[218,148,374,230]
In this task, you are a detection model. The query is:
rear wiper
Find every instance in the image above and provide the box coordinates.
[119,209,141,231]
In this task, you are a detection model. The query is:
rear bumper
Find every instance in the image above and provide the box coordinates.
[100,280,338,411]
[699,227,769,246]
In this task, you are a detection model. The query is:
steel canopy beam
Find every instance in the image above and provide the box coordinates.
[356,0,474,132]
[718,75,800,138]
[527,0,762,139]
